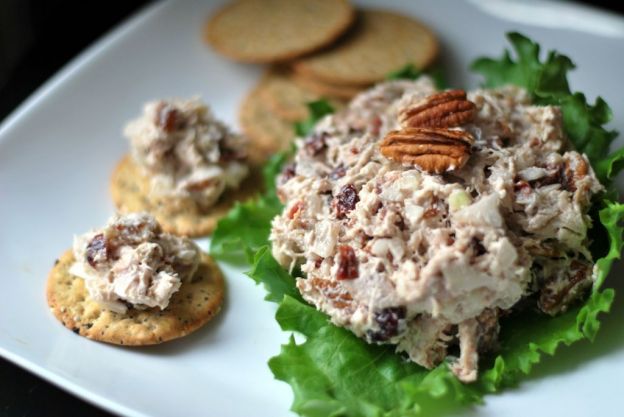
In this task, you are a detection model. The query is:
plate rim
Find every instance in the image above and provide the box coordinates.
[1,1,624,416]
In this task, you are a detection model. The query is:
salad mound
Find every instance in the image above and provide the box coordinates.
[270,76,603,382]
[211,33,624,416]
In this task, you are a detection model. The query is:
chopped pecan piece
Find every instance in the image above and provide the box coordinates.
[305,277,353,310]
[370,116,382,135]
[155,103,182,133]
[561,154,589,192]
[475,308,500,352]
[538,259,593,315]
[399,90,476,128]
[380,127,474,173]
[530,165,561,188]
[423,207,438,219]
[336,245,358,280]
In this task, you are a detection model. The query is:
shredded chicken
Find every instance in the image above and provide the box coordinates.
[69,213,201,314]
[124,97,249,208]
[270,78,602,382]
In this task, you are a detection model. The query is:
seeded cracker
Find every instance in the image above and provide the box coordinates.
[110,155,260,237]
[205,0,355,63]
[293,9,438,86]
[239,85,295,158]
[47,250,224,346]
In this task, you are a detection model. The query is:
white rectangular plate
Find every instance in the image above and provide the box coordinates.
[1,1,623,416]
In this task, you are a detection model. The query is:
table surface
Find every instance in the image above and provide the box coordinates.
[0,1,622,416]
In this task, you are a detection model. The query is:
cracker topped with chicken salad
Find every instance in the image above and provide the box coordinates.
[111,97,259,237]
[47,212,224,345]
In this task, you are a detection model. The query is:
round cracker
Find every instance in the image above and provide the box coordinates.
[110,155,260,237]
[291,71,364,100]
[260,68,346,121]
[293,9,438,86]
[239,85,295,157]
[259,68,319,122]
[47,250,224,346]
[204,0,355,63]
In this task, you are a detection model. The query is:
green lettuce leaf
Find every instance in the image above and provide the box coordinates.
[480,201,623,391]
[269,296,426,417]
[468,32,622,392]
[470,32,574,95]
[209,152,287,263]
[247,246,303,303]
[295,100,335,137]
[244,197,623,416]
[249,248,484,417]
[596,147,624,182]
[212,32,623,417]
[386,63,449,89]
[208,194,281,263]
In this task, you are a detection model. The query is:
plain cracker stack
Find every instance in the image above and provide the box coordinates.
[47,251,224,346]
[259,68,346,122]
[292,9,438,86]
[205,0,355,63]
[239,84,296,158]
[290,70,364,100]
[206,3,440,158]
[110,155,260,237]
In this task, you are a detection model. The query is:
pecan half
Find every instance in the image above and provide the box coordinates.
[380,127,474,173]
[399,90,476,128]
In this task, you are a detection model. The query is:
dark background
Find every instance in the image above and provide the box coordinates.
[0,1,623,416]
